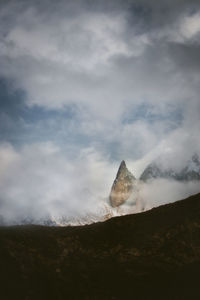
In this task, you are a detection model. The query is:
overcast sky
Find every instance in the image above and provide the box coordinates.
[0,0,200,222]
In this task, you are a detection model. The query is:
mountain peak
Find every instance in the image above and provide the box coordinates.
[109,161,135,207]
[119,160,126,168]
[116,160,128,178]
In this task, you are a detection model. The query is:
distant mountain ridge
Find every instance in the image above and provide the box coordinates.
[108,154,200,210]
[140,153,200,182]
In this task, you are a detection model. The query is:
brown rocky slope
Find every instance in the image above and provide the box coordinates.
[1,193,200,299]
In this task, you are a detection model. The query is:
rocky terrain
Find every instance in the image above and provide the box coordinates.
[1,192,200,300]
[109,160,136,207]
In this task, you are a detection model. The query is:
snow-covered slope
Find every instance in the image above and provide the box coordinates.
[0,198,142,227]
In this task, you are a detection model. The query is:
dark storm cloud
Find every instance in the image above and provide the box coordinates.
[168,42,200,72]
[127,0,199,28]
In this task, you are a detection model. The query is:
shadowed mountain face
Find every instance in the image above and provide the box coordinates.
[1,193,200,300]
[109,160,136,207]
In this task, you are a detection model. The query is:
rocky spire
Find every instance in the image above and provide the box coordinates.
[109,160,135,207]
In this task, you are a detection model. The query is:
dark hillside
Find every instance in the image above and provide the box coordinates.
[1,193,200,299]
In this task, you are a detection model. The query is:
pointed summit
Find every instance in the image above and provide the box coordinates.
[116,160,126,178]
[119,160,126,168]
[109,161,136,207]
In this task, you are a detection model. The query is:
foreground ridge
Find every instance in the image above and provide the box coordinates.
[1,193,200,299]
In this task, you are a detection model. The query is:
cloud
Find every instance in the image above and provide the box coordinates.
[129,122,200,177]
[140,179,200,210]
[0,142,116,223]
[0,0,198,113]
[0,0,200,222]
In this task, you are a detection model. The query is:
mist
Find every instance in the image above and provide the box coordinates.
[140,179,200,211]
[0,140,199,225]
[0,142,116,224]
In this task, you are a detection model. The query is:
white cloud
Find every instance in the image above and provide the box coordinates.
[1,141,199,225]
[0,142,116,223]
[129,121,200,177]
[180,12,200,40]
[141,179,200,210]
